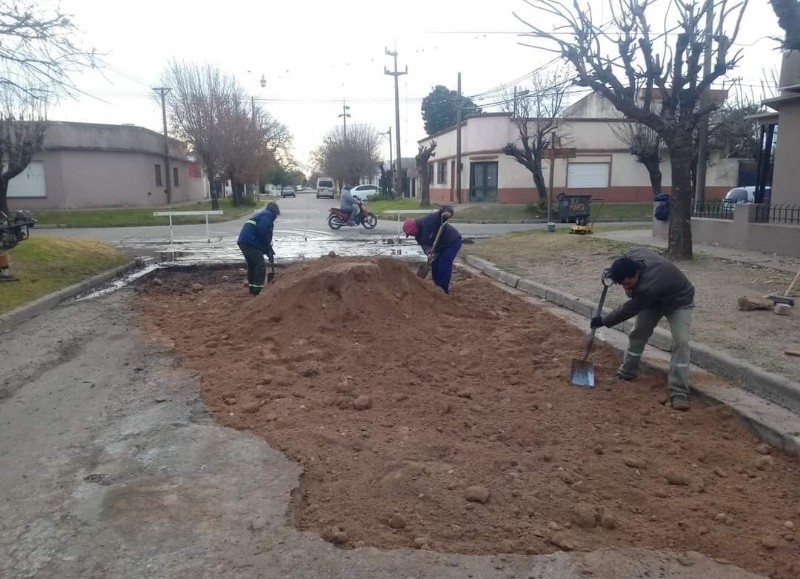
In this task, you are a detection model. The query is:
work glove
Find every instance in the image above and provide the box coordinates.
[590,316,604,329]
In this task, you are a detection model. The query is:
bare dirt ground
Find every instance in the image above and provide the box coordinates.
[136,255,800,579]
[462,233,800,383]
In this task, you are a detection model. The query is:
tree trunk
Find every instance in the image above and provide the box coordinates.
[532,164,547,205]
[666,140,694,259]
[208,177,219,211]
[640,155,662,195]
[231,181,243,207]
[0,178,9,216]
[415,142,436,207]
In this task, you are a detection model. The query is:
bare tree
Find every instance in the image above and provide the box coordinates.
[0,1,98,101]
[415,141,437,207]
[0,95,46,215]
[319,124,382,186]
[0,1,97,215]
[160,62,290,207]
[611,122,665,195]
[502,68,570,205]
[516,0,747,259]
[771,0,800,50]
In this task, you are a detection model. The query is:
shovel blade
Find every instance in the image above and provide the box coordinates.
[569,358,595,388]
[416,263,430,279]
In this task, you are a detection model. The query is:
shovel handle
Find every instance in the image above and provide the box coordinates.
[582,270,613,361]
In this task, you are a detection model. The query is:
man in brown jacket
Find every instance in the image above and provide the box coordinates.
[590,247,695,411]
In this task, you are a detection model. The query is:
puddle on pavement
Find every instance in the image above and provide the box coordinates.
[158,235,425,265]
[70,236,426,301]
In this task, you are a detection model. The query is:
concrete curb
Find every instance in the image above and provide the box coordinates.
[0,259,144,335]
[465,255,800,455]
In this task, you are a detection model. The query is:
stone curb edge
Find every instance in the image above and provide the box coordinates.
[0,259,144,335]
[463,254,800,454]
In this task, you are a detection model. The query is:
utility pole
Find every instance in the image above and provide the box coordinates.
[380,126,393,194]
[385,48,407,197]
[153,87,172,204]
[694,0,714,204]
[456,72,463,204]
[547,132,558,227]
[338,101,351,140]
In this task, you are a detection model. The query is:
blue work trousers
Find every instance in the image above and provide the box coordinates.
[431,239,462,294]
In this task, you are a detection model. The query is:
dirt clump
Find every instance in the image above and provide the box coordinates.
[136,255,800,579]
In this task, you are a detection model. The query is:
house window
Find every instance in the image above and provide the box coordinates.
[427,162,434,185]
[154,164,162,187]
[437,161,447,184]
[173,167,179,187]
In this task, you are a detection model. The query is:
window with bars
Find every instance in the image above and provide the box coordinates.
[154,164,162,186]
[173,167,180,187]
[437,161,447,184]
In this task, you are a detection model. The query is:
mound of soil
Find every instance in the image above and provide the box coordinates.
[136,255,800,579]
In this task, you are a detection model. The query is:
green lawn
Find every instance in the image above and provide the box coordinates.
[0,236,130,314]
[31,197,256,228]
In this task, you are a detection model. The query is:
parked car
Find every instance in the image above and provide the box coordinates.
[721,186,771,210]
[350,184,381,200]
[281,185,296,198]
[316,178,335,199]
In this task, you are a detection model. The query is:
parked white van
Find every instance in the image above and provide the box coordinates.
[316,178,335,199]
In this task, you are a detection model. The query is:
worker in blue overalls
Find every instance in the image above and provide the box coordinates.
[237,201,280,295]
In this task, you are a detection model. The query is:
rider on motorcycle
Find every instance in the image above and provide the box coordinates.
[339,185,360,225]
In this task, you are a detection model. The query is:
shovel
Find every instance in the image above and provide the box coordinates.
[569,269,612,387]
[267,259,276,283]
[417,219,446,279]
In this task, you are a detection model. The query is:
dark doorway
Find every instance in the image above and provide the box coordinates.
[469,161,498,202]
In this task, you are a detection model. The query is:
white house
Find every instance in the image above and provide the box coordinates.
[418,92,739,204]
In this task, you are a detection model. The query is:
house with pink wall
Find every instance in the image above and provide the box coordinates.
[8,122,208,211]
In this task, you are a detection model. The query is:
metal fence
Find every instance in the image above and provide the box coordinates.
[692,201,734,220]
[754,204,800,224]
[692,202,800,224]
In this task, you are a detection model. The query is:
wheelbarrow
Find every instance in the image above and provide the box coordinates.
[569,269,612,387]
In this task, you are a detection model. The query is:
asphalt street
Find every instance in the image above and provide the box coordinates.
[38,193,554,263]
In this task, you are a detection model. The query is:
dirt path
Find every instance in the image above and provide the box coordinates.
[136,256,800,579]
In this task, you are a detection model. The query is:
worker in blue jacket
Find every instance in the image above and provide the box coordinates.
[403,205,462,294]
[237,202,280,295]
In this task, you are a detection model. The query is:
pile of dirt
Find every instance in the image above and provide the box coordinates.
[136,255,800,579]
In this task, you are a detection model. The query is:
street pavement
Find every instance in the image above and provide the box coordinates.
[38,193,558,262]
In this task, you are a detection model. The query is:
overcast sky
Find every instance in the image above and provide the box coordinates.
[48,0,785,175]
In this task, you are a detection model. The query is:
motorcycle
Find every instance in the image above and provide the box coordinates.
[0,210,36,250]
[328,198,377,230]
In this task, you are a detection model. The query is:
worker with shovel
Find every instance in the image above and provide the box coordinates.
[403,205,462,294]
[590,247,695,411]
[237,201,280,296]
